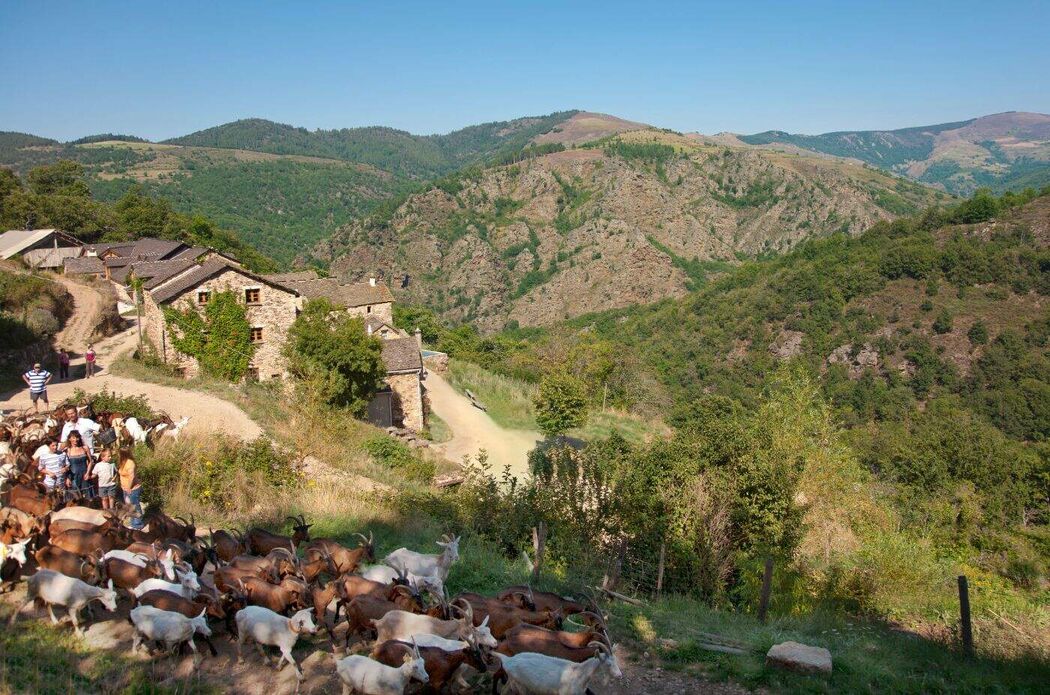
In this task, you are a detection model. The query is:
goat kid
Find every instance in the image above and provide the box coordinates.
[9,570,118,636]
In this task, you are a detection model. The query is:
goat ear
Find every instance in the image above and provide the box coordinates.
[107,579,114,591]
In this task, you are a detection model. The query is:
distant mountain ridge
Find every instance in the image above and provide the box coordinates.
[164,112,579,178]
[738,112,1050,195]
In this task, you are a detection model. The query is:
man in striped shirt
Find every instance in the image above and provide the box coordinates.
[22,363,52,413]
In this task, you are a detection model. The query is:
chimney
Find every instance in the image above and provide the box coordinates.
[369,276,376,287]
[414,327,423,351]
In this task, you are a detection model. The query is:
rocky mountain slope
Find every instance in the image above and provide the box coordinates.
[314,125,946,331]
[737,112,1050,195]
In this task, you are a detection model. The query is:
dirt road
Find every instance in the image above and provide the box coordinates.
[1,281,262,441]
[426,371,541,477]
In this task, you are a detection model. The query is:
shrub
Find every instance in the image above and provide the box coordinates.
[932,309,953,334]
[71,388,154,420]
[533,371,588,437]
[364,435,435,483]
[968,320,989,346]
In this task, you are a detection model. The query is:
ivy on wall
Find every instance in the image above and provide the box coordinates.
[163,290,254,381]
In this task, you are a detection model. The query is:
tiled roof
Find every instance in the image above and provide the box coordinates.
[110,264,134,284]
[91,243,136,257]
[169,246,209,262]
[64,256,105,275]
[265,270,320,283]
[130,259,198,289]
[129,238,186,260]
[103,256,133,267]
[288,278,394,308]
[150,259,300,304]
[381,336,422,374]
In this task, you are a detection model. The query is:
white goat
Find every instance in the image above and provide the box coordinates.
[336,647,429,695]
[383,534,460,581]
[235,606,318,681]
[9,570,118,635]
[129,605,211,666]
[152,416,191,441]
[359,564,445,596]
[104,548,177,581]
[50,505,111,526]
[372,608,497,648]
[132,570,201,599]
[408,633,469,651]
[492,643,622,695]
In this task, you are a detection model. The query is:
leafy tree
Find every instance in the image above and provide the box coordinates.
[284,298,385,413]
[163,291,254,381]
[27,160,89,196]
[533,371,588,437]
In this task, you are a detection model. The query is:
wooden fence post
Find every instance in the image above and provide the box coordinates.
[656,542,666,598]
[958,575,974,657]
[531,522,546,582]
[757,557,774,623]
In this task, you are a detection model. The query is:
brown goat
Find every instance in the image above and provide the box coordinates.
[301,533,374,581]
[209,528,245,563]
[0,506,44,543]
[496,622,610,661]
[7,483,57,517]
[372,639,489,692]
[454,593,561,639]
[239,575,308,615]
[246,514,311,555]
[496,585,592,616]
[229,548,299,579]
[213,565,276,594]
[34,546,102,584]
[51,526,130,555]
[343,587,424,645]
[102,556,164,593]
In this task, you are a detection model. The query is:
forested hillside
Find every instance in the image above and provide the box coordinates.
[317,128,946,330]
[739,111,1050,195]
[426,190,1049,597]
[0,161,275,271]
[165,112,578,178]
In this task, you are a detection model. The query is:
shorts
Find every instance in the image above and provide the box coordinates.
[99,484,118,499]
[30,390,47,402]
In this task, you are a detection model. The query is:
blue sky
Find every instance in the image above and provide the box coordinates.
[2,0,1048,141]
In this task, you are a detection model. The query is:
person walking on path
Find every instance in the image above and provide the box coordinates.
[57,349,70,380]
[91,448,118,510]
[118,448,144,529]
[37,439,69,495]
[62,430,94,500]
[84,345,97,378]
[22,363,52,413]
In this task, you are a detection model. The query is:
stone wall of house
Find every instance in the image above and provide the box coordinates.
[387,371,424,432]
[347,300,393,324]
[143,268,299,381]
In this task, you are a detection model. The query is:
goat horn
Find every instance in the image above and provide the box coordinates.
[587,640,611,656]
[354,533,370,545]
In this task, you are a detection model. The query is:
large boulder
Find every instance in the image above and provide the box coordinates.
[765,641,832,675]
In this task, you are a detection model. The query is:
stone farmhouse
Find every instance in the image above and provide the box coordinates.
[67,240,426,431]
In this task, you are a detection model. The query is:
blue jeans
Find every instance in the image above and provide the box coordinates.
[124,487,144,528]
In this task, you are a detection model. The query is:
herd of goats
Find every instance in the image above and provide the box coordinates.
[0,408,623,694]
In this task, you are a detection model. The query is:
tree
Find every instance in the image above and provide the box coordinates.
[932,308,953,334]
[533,371,588,437]
[27,160,89,197]
[284,298,385,413]
[163,290,254,381]
[968,320,988,346]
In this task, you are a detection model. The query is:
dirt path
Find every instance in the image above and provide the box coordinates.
[426,371,541,478]
[1,282,262,441]
[53,276,104,354]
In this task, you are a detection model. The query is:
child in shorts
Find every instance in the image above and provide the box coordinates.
[91,448,118,509]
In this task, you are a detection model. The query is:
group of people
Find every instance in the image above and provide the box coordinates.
[5,405,144,528]
[21,345,97,413]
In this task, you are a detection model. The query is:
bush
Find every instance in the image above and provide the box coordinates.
[932,308,953,334]
[137,434,300,513]
[363,435,435,483]
[968,320,989,346]
[71,388,154,420]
